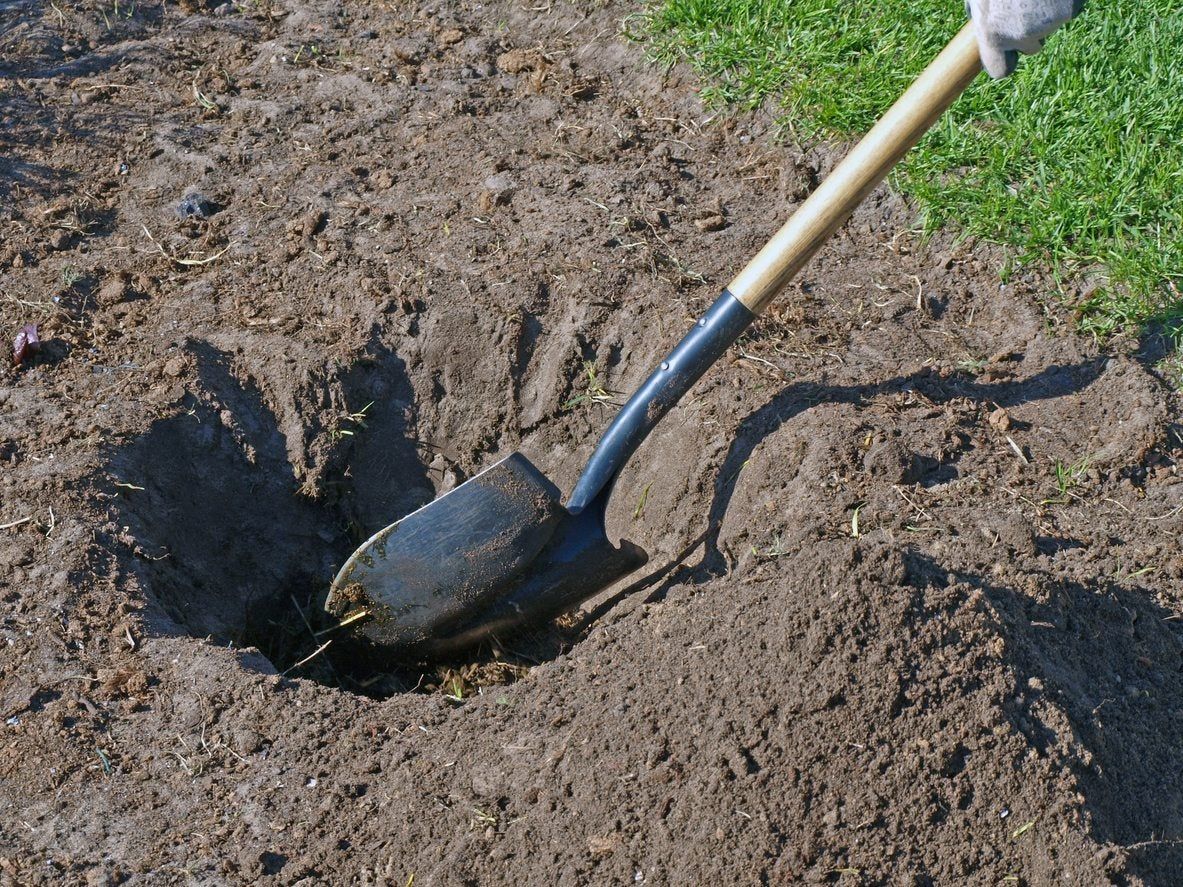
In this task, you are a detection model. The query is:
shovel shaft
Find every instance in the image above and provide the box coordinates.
[730,22,982,313]
[566,289,752,514]
[567,24,982,513]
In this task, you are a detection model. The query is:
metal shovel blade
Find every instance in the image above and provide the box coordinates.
[324,453,646,656]
[412,503,648,657]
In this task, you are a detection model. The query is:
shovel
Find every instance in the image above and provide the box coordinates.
[325,24,984,659]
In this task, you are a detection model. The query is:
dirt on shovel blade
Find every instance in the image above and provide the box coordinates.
[1,0,1181,883]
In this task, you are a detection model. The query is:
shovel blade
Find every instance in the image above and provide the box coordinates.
[326,453,566,651]
[419,506,648,656]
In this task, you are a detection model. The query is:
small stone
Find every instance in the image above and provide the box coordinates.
[12,324,39,366]
[477,188,512,213]
[438,28,463,45]
[301,209,327,238]
[176,192,218,220]
[97,274,130,307]
[47,230,70,251]
[390,38,421,64]
[587,834,621,855]
[497,48,543,74]
[163,357,186,377]
[694,213,726,233]
[988,407,1011,431]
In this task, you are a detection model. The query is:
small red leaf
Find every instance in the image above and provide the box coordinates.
[12,324,40,367]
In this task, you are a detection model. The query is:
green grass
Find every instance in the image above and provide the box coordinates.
[641,0,1183,336]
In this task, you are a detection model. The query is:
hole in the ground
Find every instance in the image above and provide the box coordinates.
[235,577,581,698]
[102,338,578,699]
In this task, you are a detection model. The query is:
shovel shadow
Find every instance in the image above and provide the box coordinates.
[696,357,1111,576]
[586,354,1181,878]
[589,355,1110,618]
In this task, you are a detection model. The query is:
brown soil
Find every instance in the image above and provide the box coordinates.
[3,0,1183,883]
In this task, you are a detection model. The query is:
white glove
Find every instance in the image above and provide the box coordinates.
[967,0,1084,78]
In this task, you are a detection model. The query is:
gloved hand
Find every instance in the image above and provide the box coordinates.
[966,0,1084,78]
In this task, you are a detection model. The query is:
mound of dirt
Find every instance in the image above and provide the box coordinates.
[3,0,1182,883]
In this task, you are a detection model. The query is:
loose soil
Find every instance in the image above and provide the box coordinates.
[3,0,1183,883]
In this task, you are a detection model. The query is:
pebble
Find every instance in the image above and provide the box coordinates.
[694,213,726,233]
[497,48,542,74]
[97,275,130,307]
[176,192,217,220]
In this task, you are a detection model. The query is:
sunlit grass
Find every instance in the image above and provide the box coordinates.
[644,0,1183,336]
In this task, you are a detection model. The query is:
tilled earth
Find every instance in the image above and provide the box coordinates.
[3,0,1183,883]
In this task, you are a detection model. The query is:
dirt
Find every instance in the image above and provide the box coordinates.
[3,0,1183,883]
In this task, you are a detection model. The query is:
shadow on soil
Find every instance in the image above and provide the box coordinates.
[103,338,575,699]
[591,353,1182,880]
[591,355,1111,620]
[107,340,339,667]
[904,551,1183,884]
[100,339,1169,728]
[701,358,1111,571]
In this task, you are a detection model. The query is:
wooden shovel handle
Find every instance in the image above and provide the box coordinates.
[567,24,983,515]
[728,22,982,314]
